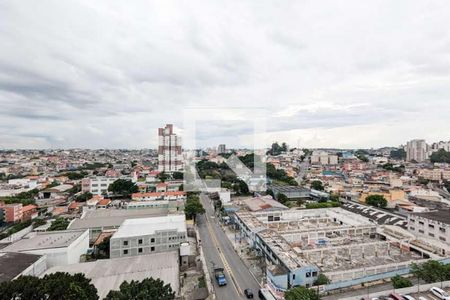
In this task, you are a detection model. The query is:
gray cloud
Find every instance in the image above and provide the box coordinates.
[0,0,450,149]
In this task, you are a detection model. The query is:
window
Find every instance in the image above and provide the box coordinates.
[138,248,143,253]
[410,227,415,231]
[138,239,143,244]
[292,274,296,280]
[419,230,424,234]
[429,224,435,229]
[123,241,128,246]
[151,238,155,243]
[312,271,318,277]
[440,237,446,242]
[306,272,311,278]
[151,246,155,252]
[123,249,128,255]
[268,216,274,222]
[429,233,435,237]
[440,227,446,233]
[419,221,424,226]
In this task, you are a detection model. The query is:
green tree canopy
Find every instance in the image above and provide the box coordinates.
[277,193,289,205]
[311,180,324,191]
[285,286,320,300]
[184,193,205,222]
[391,275,412,289]
[107,179,138,197]
[0,273,98,300]
[365,195,387,208]
[48,217,70,231]
[314,273,330,286]
[411,260,450,283]
[105,277,175,300]
[74,192,93,202]
[430,149,450,163]
[172,172,183,180]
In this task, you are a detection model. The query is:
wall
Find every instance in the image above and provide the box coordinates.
[0,224,33,244]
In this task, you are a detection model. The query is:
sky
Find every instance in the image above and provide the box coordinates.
[1,0,450,149]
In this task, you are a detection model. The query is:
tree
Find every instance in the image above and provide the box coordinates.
[311,180,324,191]
[391,275,412,289]
[411,260,449,284]
[48,217,70,231]
[390,149,406,160]
[277,193,289,205]
[74,192,93,202]
[108,179,138,197]
[157,172,168,182]
[105,277,175,300]
[184,194,205,222]
[40,272,98,300]
[172,172,183,180]
[314,274,330,286]
[365,195,387,208]
[430,149,450,163]
[285,286,320,300]
[329,193,339,202]
[0,273,98,300]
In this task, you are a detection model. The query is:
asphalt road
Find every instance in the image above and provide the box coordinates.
[197,193,261,300]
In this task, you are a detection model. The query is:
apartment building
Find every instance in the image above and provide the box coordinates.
[109,215,187,258]
[408,210,450,251]
[81,176,118,195]
[158,124,183,172]
[218,144,226,154]
[131,191,186,202]
[310,151,338,165]
[3,203,23,223]
[406,139,428,162]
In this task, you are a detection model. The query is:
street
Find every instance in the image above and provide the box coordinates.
[197,193,261,300]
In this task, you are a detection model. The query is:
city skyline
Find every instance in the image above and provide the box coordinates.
[1,1,450,149]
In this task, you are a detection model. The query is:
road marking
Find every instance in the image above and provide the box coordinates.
[204,205,243,297]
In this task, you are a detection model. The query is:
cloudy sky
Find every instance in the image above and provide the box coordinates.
[1,0,450,149]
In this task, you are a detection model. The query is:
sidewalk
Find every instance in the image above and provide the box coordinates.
[221,223,264,286]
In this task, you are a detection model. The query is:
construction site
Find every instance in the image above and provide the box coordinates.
[234,208,439,290]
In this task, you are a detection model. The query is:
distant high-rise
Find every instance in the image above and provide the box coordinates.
[158,124,182,172]
[218,144,226,154]
[406,139,428,162]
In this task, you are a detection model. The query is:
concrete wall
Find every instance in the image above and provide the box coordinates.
[18,255,47,278]
[0,224,33,244]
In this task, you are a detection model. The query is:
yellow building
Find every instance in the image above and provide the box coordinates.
[360,189,406,206]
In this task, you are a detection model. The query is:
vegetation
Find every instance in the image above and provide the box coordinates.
[381,163,405,173]
[60,171,88,180]
[74,192,93,202]
[277,193,289,205]
[48,217,70,231]
[284,286,320,300]
[0,220,32,240]
[184,193,205,222]
[0,188,39,205]
[105,277,175,300]
[0,272,98,300]
[390,148,406,160]
[311,180,324,191]
[410,260,450,283]
[157,172,168,182]
[108,179,138,197]
[306,202,340,209]
[430,149,450,163]
[329,193,339,202]
[314,274,330,286]
[355,150,369,162]
[267,142,288,156]
[172,172,183,180]
[365,195,388,208]
[391,275,412,289]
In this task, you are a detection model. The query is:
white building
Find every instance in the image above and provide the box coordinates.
[110,215,187,259]
[81,176,119,195]
[43,251,180,299]
[310,151,338,165]
[408,210,450,251]
[1,229,89,268]
[158,124,183,172]
[406,139,428,162]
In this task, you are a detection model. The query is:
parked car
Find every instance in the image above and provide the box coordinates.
[244,288,254,299]
[401,295,416,300]
[418,297,428,300]
[430,287,450,300]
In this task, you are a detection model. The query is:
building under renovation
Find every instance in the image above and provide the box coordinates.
[234,208,449,297]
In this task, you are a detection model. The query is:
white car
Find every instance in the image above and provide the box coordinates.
[418,297,428,300]
[402,295,416,300]
[430,287,450,300]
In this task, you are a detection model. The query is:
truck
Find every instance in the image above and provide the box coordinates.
[213,267,227,286]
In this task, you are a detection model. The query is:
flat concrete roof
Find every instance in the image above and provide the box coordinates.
[43,251,180,299]
[0,252,43,282]
[112,215,186,239]
[68,208,169,230]
[0,230,87,252]
[412,210,450,225]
